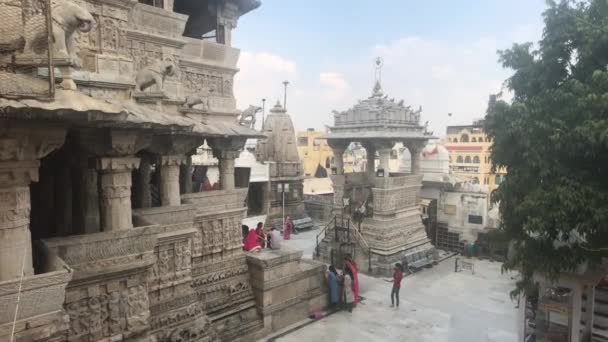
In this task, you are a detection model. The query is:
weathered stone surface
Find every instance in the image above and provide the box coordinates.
[246,248,327,334]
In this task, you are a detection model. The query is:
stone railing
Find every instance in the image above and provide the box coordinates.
[0,242,72,340]
[133,205,196,226]
[42,228,157,280]
[373,173,423,189]
[181,188,248,215]
[129,3,188,40]
[182,37,240,70]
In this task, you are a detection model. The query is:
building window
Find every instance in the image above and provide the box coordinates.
[325,157,331,168]
[390,150,398,159]
[453,137,458,142]
[216,24,226,44]
[486,137,491,142]
[473,156,480,164]
[472,137,477,142]
[464,156,471,163]
[297,137,308,146]
[461,134,469,142]
[472,177,479,184]
[484,177,489,185]
[468,215,483,224]
[456,156,463,163]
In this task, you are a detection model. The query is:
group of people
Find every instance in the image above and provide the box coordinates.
[242,216,295,252]
[325,258,404,312]
[325,255,360,312]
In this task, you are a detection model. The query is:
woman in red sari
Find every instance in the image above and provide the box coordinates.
[283,216,293,240]
[344,255,359,306]
[243,227,261,252]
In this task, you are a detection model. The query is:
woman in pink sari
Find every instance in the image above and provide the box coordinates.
[283,216,293,240]
[243,227,261,252]
[344,255,359,306]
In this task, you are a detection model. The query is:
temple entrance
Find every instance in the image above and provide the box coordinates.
[247,182,267,216]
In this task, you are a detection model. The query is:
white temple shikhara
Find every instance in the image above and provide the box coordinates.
[315,77,436,276]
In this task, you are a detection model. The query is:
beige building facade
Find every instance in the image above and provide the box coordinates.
[445,121,506,193]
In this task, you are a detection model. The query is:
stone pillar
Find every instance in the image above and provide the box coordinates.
[363,142,376,177]
[332,146,345,175]
[407,141,425,175]
[179,154,193,194]
[134,155,152,209]
[0,161,39,281]
[378,148,391,177]
[73,154,100,234]
[159,155,185,206]
[216,150,239,191]
[97,157,140,231]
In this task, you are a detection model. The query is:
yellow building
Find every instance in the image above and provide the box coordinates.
[445,120,506,193]
[297,129,360,177]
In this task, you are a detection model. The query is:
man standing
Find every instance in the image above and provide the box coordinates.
[269,226,282,250]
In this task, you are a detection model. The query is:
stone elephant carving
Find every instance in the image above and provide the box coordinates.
[23,0,95,58]
[237,105,261,128]
[135,61,176,92]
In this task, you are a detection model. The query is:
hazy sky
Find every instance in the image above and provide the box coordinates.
[232,0,547,137]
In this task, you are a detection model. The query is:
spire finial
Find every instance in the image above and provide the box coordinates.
[372,57,384,96]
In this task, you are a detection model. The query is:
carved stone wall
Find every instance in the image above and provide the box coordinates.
[186,189,263,341]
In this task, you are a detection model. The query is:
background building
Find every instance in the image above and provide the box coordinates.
[297,129,334,177]
[445,120,507,193]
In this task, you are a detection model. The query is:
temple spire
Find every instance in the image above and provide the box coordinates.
[372,57,384,97]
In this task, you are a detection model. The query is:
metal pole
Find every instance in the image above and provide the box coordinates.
[283,81,289,110]
[282,185,285,229]
[261,98,266,129]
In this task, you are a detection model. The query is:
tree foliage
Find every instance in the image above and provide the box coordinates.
[485,0,608,296]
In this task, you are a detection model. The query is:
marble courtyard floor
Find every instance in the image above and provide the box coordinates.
[261,227,519,342]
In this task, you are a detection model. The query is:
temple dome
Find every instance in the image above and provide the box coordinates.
[332,81,422,127]
[420,143,449,174]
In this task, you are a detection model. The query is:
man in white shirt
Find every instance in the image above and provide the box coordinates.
[269,226,282,250]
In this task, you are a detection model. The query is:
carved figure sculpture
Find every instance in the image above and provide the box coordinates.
[23,0,95,58]
[183,90,213,111]
[135,60,176,92]
[237,105,261,128]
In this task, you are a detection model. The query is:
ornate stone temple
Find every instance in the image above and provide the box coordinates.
[255,102,313,231]
[0,0,324,341]
[314,80,436,276]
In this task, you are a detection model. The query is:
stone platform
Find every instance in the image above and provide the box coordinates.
[246,248,327,335]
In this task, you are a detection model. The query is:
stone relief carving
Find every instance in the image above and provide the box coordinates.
[23,0,95,59]
[237,105,261,128]
[183,90,214,111]
[134,60,176,92]
[64,282,149,340]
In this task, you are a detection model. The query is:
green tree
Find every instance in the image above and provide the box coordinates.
[485,0,608,296]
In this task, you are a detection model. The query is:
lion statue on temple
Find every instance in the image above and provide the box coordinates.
[135,60,176,92]
[22,0,95,58]
[237,105,261,128]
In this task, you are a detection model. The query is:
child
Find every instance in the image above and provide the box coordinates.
[385,263,404,308]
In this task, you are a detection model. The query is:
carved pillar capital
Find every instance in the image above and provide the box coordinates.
[96,157,141,172]
[159,155,187,166]
[77,129,152,157]
[207,138,244,191]
[405,140,426,175]
[96,157,140,231]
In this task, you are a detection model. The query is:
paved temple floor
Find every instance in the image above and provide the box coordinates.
[266,228,519,342]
